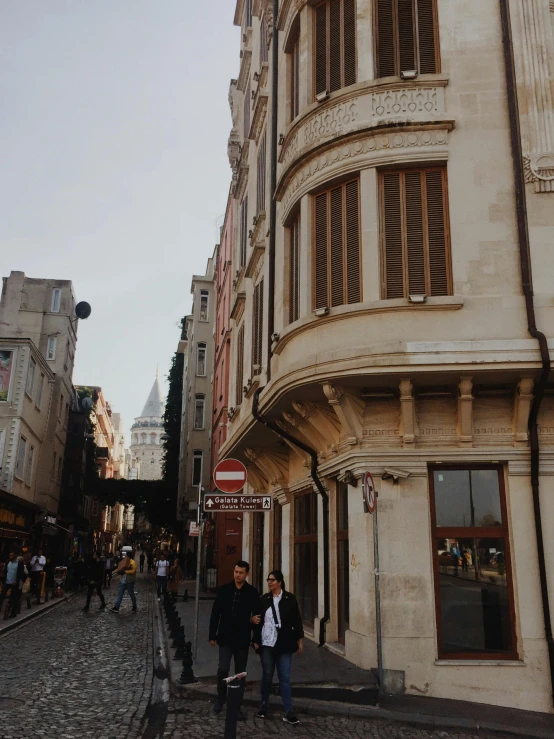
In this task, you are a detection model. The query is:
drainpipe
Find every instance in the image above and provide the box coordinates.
[253,388,330,646]
[499,0,554,703]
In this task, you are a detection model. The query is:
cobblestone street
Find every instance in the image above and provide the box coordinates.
[0,575,514,739]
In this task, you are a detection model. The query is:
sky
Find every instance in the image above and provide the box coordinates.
[0,1,239,440]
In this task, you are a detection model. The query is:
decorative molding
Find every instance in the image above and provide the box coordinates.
[233,141,250,200]
[399,378,417,445]
[514,0,554,193]
[250,84,269,143]
[245,243,265,279]
[513,377,534,442]
[230,292,246,322]
[321,382,364,442]
[244,447,289,486]
[457,376,474,446]
[279,125,452,214]
[249,211,266,247]
[236,48,252,93]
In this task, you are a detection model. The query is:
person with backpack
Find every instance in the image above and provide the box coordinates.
[252,569,303,724]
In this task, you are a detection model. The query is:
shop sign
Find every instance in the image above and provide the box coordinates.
[0,508,26,528]
[203,494,272,512]
[189,522,200,537]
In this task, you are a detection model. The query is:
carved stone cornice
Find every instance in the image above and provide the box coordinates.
[244,447,289,486]
[237,47,252,93]
[233,141,250,201]
[249,211,266,247]
[250,81,269,143]
[230,292,246,322]
[245,242,265,279]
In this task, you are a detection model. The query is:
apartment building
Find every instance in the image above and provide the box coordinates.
[218,0,554,713]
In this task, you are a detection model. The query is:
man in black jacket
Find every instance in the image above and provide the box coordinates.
[0,551,27,618]
[209,560,261,715]
[83,551,106,611]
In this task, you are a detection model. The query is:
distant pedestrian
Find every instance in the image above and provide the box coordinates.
[139,551,145,573]
[83,551,106,611]
[154,553,170,601]
[30,549,46,597]
[209,560,261,717]
[253,570,303,724]
[110,553,137,613]
[168,560,184,600]
[0,551,28,619]
[104,554,113,588]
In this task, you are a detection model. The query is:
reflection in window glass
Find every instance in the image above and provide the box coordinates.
[434,469,502,528]
[436,537,512,655]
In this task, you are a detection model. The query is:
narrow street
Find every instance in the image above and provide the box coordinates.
[0,575,515,739]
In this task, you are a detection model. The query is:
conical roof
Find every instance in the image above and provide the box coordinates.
[140,375,164,418]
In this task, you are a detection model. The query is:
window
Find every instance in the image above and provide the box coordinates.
[150,433,157,444]
[192,450,203,486]
[337,482,350,643]
[46,336,57,361]
[273,501,282,570]
[15,436,27,480]
[256,131,267,216]
[25,358,36,397]
[430,466,517,659]
[197,343,207,376]
[141,433,147,444]
[375,0,439,79]
[51,288,61,313]
[260,16,268,64]
[252,279,264,374]
[294,491,318,624]
[244,79,251,139]
[380,167,451,299]
[36,374,45,409]
[199,290,209,321]
[289,213,301,323]
[290,37,300,120]
[245,0,252,28]
[314,178,361,309]
[194,395,205,430]
[314,0,356,97]
[235,324,245,407]
[240,196,249,267]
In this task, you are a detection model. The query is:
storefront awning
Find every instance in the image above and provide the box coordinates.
[0,528,30,539]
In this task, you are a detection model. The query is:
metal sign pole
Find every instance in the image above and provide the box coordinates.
[373,493,384,692]
[192,484,203,659]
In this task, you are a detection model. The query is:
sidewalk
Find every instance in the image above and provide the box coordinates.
[0,587,83,637]
[162,595,554,739]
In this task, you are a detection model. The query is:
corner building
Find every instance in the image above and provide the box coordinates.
[221,0,554,712]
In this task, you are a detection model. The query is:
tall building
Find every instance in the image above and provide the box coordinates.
[130,374,165,481]
[215,0,554,714]
[177,251,216,552]
[0,271,81,556]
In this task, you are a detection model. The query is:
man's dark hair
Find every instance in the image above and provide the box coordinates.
[235,560,250,573]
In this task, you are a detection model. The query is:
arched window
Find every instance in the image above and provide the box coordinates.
[141,433,147,444]
[133,434,139,445]
[150,433,157,445]
[194,395,205,430]
[197,343,207,376]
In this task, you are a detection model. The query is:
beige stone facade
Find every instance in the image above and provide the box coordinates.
[130,375,165,481]
[217,0,554,714]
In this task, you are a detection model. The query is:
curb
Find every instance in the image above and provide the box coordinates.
[0,587,85,638]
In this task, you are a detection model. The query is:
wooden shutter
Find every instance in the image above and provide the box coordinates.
[245,0,252,28]
[260,17,268,64]
[235,324,245,406]
[240,196,248,267]
[257,132,266,215]
[289,214,301,324]
[314,179,361,309]
[380,167,450,299]
[252,279,264,373]
[244,80,251,139]
[376,0,438,77]
[291,39,300,120]
[314,0,356,96]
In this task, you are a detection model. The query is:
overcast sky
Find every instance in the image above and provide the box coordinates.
[0,1,239,440]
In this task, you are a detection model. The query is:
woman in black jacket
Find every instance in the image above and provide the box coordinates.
[252,570,303,724]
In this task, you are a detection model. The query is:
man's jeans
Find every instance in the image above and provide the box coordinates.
[156,576,167,598]
[260,647,293,714]
[114,581,136,609]
[217,645,249,703]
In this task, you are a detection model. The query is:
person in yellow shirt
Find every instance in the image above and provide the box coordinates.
[110,553,137,613]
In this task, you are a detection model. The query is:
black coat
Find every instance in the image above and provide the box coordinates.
[87,559,105,584]
[253,590,304,654]
[209,581,261,648]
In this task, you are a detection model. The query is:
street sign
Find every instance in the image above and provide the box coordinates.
[363,472,376,514]
[213,458,248,493]
[203,494,272,512]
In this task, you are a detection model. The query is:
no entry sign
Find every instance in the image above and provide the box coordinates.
[213,458,248,494]
[363,472,376,514]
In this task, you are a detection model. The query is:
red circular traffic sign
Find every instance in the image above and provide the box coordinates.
[213,458,248,494]
[363,472,376,514]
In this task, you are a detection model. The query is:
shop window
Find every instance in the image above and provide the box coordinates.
[294,490,318,624]
[380,167,451,299]
[337,482,349,643]
[273,501,282,570]
[314,178,361,309]
[314,0,357,97]
[430,466,517,659]
[375,0,439,79]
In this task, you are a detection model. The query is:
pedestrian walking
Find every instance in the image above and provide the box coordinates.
[168,559,184,600]
[110,552,137,613]
[139,551,145,573]
[209,560,261,717]
[154,552,170,601]
[0,551,28,619]
[104,554,113,588]
[83,551,106,611]
[253,570,303,724]
[30,549,46,597]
